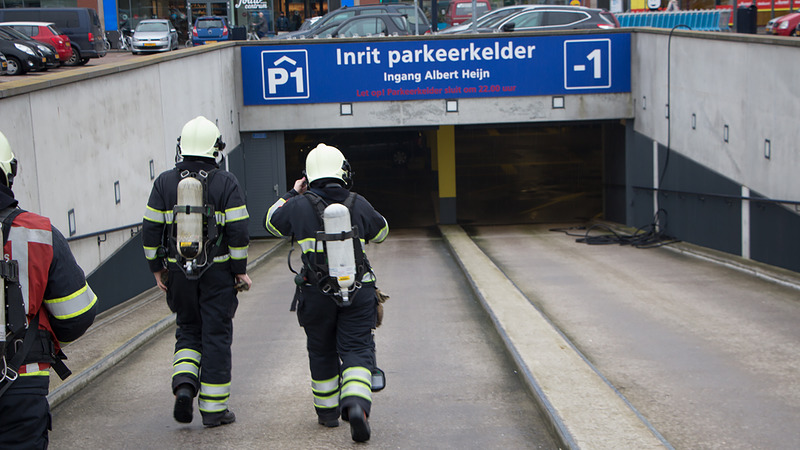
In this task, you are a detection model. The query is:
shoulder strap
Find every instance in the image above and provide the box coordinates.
[1,207,37,398]
[0,315,39,397]
[343,192,357,210]
[305,191,357,218]
[303,191,328,224]
[0,206,22,245]
[1,208,25,333]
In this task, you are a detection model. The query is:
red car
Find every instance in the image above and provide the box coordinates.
[0,21,73,62]
[765,10,800,36]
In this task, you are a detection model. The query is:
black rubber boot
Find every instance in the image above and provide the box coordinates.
[202,409,236,428]
[348,405,370,442]
[173,386,194,424]
[318,417,340,428]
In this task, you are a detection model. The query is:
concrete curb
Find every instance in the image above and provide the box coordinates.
[48,313,176,408]
[47,239,286,408]
[439,225,672,450]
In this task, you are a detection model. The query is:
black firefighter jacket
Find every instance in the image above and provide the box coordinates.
[142,159,250,275]
[265,183,389,282]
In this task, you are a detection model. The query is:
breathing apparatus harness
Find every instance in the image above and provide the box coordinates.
[165,167,224,280]
[1,207,70,397]
[288,191,373,308]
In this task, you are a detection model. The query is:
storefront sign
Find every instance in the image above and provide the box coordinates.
[241,34,631,105]
[235,0,269,9]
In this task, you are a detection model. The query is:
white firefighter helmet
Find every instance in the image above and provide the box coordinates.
[305,144,352,188]
[0,131,18,188]
[177,116,225,159]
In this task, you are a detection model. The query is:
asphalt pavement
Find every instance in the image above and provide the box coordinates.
[45,224,800,449]
[49,229,560,449]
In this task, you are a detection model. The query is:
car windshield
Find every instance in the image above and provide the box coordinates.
[397,6,430,26]
[480,9,525,27]
[137,22,169,32]
[197,19,224,29]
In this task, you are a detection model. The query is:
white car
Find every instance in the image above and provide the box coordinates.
[131,19,178,54]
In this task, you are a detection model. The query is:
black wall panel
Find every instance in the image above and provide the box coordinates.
[750,192,800,273]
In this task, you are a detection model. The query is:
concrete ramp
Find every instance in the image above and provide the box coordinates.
[440,224,671,450]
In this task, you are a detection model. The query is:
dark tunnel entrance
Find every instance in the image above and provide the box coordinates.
[282,121,623,229]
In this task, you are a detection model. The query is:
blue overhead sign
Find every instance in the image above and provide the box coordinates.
[241,34,631,105]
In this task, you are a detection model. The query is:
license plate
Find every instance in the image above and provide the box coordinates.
[144,43,156,47]
[41,57,46,63]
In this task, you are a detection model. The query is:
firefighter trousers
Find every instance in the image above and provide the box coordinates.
[297,282,377,422]
[0,375,50,449]
[166,262,238,418]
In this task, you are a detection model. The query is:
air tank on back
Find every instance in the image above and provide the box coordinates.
[176,176,204,260]
[323,203,356,305]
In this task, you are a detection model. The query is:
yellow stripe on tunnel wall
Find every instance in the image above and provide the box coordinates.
[437,125,456,198]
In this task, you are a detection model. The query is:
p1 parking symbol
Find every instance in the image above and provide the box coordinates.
[563,39,611,90]
[261,49,310,100]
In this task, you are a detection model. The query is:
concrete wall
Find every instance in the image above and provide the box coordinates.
[631,30,800,206]
[2,30,799,282]
[238,92,633,132]
[0,44,240,275]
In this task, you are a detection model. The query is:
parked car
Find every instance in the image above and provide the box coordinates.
[0,52,7,75]
[0,8,105,66]
[0,21,73,62]
[275,4,431,39]
[437,5,534,34]
[131,19,178,54]
[308,14,411,38]
[0,26,59,68]
[765,9,800,36]
[297,16,321,32]
[444,0,491,27]
[0,33,45,75]
[464,6,619,34]
[191,16,230,46]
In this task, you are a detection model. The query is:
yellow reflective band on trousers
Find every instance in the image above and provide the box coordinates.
[314,392,340,409]
[199,382,231,413]
[44,283,98,320]
[312,374,340,394]
[173,348,200,379]
[341,366,372,402]
[312,374,340,409]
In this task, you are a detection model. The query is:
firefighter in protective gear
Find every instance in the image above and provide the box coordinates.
[142,116,251,427]
[265,144,388,443]
[0,131,98,449]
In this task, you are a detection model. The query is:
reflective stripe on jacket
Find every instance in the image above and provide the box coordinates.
[265,184,388,282]
[3,208,98,368]
[142,159,250,275]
